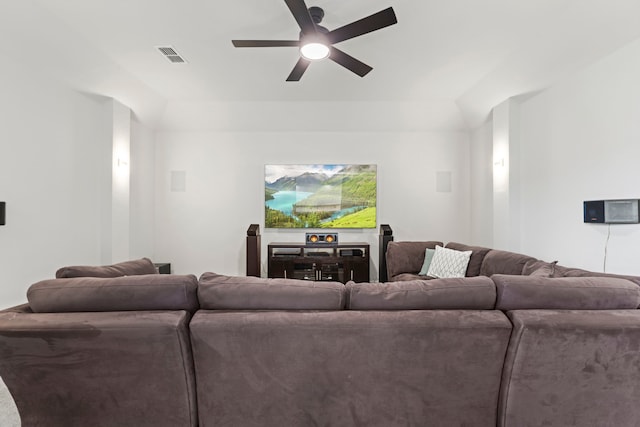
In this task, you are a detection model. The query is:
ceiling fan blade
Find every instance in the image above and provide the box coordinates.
[328,47,372,77]
[327,7,397,44]
[284,0,316,35]
[286,57,311,81]
[232,40,299,48]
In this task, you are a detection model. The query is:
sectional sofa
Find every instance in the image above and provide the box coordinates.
[1,252,640,427]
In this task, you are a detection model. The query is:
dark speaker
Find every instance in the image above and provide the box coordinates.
[306,233,338,245]
[0,202,5,226]
[584,200,605,223]
[246,224,261,277]
[247,223,260,236]
[379,224,393,282]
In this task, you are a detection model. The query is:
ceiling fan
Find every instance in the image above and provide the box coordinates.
[232,0,397,81]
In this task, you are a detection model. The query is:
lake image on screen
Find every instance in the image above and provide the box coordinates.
[265,191,312,216]
[265,164,377,229]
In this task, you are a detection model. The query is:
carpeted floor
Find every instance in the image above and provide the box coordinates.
[0,377,20,426]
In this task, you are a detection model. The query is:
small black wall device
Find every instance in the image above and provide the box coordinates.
[584,199,640,224]
[0,202,5,226]
[305,232,338,245]
[583,200,605,223]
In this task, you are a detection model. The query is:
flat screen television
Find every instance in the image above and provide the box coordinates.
[265,164,377,229]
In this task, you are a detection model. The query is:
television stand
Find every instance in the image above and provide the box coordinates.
[267,242,370,284]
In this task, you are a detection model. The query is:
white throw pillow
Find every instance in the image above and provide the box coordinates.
[426,245,472,279]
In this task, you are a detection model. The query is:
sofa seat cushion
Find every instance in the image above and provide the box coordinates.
[493,274,640,310]
[445,242,492,277]
[347,276,496,310]
[198,273,346,310]
[385,241,443,278]
[56,258,158,278]
[27,274,199,313]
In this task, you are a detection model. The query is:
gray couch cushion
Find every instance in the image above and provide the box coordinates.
[191,310,512,427]
[445,242,492,277]
[499,310,640,427]
[55,257,158,278]
[347,277,496,310]
[480,250,537,276]
[198,273,346,310]
[385,241,443,280]
[562,268,640,287]
[0,310,197,427]
[27,274,199,313]
[493,274,640,310]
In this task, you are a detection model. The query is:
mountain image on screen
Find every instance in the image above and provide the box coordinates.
[265,164,377,228]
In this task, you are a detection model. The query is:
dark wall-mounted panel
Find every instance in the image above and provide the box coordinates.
[584,199,640,224]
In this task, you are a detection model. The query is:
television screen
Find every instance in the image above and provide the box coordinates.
[265,164,377,229]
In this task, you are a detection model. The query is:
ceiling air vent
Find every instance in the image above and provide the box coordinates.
[156,46,187,63]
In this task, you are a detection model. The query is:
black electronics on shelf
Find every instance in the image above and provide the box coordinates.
[268,242,369,284]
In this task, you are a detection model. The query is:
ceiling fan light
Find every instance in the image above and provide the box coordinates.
[300,42,330,60]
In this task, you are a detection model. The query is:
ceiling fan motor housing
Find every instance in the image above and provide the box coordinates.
[308,6,324,24]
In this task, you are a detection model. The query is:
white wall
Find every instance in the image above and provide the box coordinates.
[470,120,493,247]
[0,55,157,306]
[130,119,156,259]
[154,131,471,280]
[518,38,640,274]
[0,57,112,306]
[109,100,131,263]
[492,99,522,251]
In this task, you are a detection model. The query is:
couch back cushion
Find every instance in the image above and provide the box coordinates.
[493,274,640,310]
[0,310,198,427]
[385,241,443,279]
[347,277,496,310]
[27,274,199,313]
[55,258,157,278]
[480,250,537,276]
[499,310,640,427]
[190,309,512,427]
[198,273,346,310]
[445,242,492,277]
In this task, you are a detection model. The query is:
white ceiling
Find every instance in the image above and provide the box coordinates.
[2,0,640,131]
